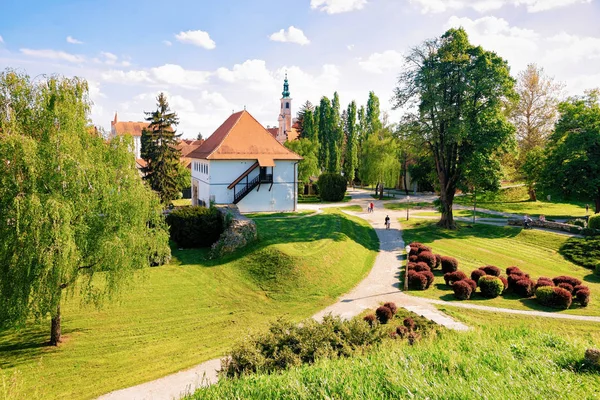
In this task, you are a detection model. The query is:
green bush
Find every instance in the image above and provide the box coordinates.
[166,206,224,248]
[589,214,600,230]
[535,286,572,310]
[568,218,587,228]
[478,276,504,298]
[596,262,600,276]
[317,173,347,202]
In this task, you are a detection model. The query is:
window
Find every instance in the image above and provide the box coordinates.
[286,102,290,109]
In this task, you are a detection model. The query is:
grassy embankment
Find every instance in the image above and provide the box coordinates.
[0,209,378,400]
[401,219,600,315]
[454,186,588,219]
[189,312,600,399]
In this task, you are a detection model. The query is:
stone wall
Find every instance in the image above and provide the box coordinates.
[508,218,584,234]
[209,205,258,259]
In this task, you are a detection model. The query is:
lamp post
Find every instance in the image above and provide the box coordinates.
[404,244,411,291]
[406,195,410,221]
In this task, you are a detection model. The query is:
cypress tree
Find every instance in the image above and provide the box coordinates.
[344,101,358,183]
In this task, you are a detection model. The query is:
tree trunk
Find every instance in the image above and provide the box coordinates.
[438,188,457,229]
[50,303,61,346]
[528,184,537,201]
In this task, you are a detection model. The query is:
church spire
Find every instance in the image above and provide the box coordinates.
[282,73,290,98]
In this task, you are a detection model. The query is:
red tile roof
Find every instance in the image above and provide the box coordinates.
[189,110,302,162]
[113,121,149,137]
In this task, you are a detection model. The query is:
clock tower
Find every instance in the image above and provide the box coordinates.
[276,73,292,144]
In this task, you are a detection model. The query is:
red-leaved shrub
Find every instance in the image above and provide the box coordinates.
[557,283,574,294]
[508,273,530,290]
[407,262,417,271]
[407,270,428,290]
[403,317,416,330]
[514,278,535,298]
[573,285,589,295]
[383,302,398,315]
[552,287,573,309]
[463,278,477,292]
[576,288,591,307]
[535,278,554,290]
[376,306,393,324]
[444,271,467,286]
[506,266,522,275]
[434,254,442,269]
[499,276,508,292]
[417,251,436,269]
[553,276,582,287]
[471,269,486,283]
[363,314,376,326]
[421,271,435,289]
[480,265,501,277]
[409,255,418,262]
[417,244,432,254]
[453,280,473,300]
[414,262,431,272]
[396,325,409,338]
[441,256,459,273]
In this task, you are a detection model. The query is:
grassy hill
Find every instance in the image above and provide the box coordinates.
[0,209,378,400]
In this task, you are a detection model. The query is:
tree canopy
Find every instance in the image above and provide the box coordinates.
[393,28,517,228]
[0,70,170,345]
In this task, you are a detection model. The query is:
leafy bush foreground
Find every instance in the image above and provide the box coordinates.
[190,326,600,399]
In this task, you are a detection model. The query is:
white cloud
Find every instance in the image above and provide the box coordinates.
[175,30,216,49]
[163,40,172,46]
[408,0,591,13]
[101,51,118,64]
[359,50,404,73]
[347,44,355,50]
[101,69,152,84]
[20,48,85,63]
[310,0,368,14]
[66,36,83,44]
[216,59,274,90]
[102,64,211,88]
[269,26,310,46]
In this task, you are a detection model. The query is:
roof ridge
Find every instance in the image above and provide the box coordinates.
[204,111,245,159]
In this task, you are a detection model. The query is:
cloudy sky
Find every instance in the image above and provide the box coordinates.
[1,0,599,138]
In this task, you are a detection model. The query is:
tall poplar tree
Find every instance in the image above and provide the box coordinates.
[329,92,343,173]
[0,70,170,345]
[318,97,332,171]
[366,91,382,138]
[393,28,516,229]
[141,93,184,204]
[344,101,358,182]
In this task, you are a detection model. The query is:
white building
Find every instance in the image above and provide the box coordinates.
[109,113,148,169]
[189,110,303,212]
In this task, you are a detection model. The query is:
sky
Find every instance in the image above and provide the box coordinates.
[1,0,599,139]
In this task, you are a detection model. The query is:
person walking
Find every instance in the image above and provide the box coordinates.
[385,215,390,230]
[370,202,374,213]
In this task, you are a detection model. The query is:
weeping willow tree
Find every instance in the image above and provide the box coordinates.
[0,70,170,345]
[359,129,401,198]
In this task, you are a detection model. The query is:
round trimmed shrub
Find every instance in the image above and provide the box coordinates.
[376,306,393,324]
[499,276,508,292]
[480,265,501,277]
[409,255,418,262]
[414,262,431,272]
[383,302,398,315]
[479,276,504,298]
[453,280,473,300]
[576,288,591,307]
[407,262,417,271]
[535,286,554,306]
[444,271,467,286]
[363,314,376,326]
[409,247,419,257]
[416,244,432,254]
[506,266,522,275]
[420,271,435,289]
[589,214,600,230]
[434,254,442,269]
[471,269,486,283]
[514,278,535,298]
[508,273,529,290]
[403,317,416,330]
[417,251,436,269]
[409,242,423,248]
[553,276,582,287]
[407,271,428,290]
[441,256,459,273]
[535,278,554,290]
[557,283,574,294]
[573,285,589,295]
[536,286,572,309]
[463,278,477,292]
[396,325,409,338]
[316,173,347,201]
[166,206,224,248]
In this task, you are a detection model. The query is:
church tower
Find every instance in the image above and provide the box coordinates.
[276,74,292,144]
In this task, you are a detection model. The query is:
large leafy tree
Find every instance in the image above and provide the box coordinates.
[296,100,314,134]
[365,91,382,139]
[344,101,358,183]
[393,28,516,229]
[359,128,401,197]
[541,90,600,213]
[141,93,184,204]
[285,138,320,187]
[0,70,170,345]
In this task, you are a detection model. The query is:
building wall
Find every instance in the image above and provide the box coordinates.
[190,159,298,212]
[191,159,211,207]
[133,136,141,159]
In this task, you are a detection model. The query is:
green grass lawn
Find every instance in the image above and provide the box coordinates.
[0,210,378,400]
[455,186,588,219]
[383,201,433,211]
[436,307,600,342]
[189,318,600,399]
[171,198,192,207]
[401,219,600,315]
[415,210,506,219]
[298,195,352,204]
[339,205,363,212]
[243,210,315,219]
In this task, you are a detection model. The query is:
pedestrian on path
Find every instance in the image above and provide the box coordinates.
[385,215,390,229]
[370,202,374,213]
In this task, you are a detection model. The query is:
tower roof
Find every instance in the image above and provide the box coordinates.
[282,73,290,98]
[189,110,302,165]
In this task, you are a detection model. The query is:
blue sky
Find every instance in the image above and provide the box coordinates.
[1,0,599,138]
